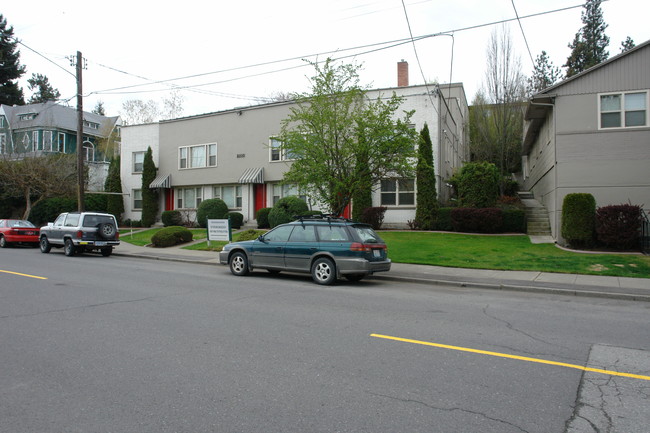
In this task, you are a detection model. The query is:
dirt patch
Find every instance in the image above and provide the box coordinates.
[588,264,609,272]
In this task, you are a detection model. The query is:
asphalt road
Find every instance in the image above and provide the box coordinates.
[1,247,649,432]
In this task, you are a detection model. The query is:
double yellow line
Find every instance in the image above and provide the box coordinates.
[0,270,48,280]
[371,334,650,381]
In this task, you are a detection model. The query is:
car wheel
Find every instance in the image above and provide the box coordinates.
[100,248,112,257]
[345,274,365,282]
[311,257,336,285]
[98,223,116,239]
[0,235,7,248]
[39,237,51,253]
[229,251,249,276]
[64,239,76,257]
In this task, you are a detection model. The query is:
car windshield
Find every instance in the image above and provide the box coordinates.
[351,225,383,243]
[8,220,36,228]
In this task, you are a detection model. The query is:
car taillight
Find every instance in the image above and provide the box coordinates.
[76,230,83,239]
[350,243,387,252]
[116,231,119,240]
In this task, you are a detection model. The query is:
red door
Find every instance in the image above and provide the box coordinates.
[254,184,267,215]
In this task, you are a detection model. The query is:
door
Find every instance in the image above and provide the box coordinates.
[254,184,266,216]
[284,225,317,271]
[252,225,293,268]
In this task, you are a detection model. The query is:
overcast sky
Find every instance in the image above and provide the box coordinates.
[3,0,648,119]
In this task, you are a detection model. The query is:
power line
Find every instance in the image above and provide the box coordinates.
[511,0,536,67]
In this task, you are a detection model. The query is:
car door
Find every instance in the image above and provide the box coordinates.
[251,225,293,269]
[284,224,317,271]
[49,214,68,244]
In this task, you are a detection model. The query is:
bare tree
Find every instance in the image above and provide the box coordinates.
[161,89,185,120]
[470,26,526,193]
[120,99,160,125]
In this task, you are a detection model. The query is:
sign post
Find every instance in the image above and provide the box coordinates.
[207,218,231,247]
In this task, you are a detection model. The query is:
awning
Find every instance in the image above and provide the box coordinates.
[239,167,264,184]
[149,173,171,189]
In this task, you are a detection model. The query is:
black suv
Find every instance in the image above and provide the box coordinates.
[39,211,120,257]
[219,215,391,285]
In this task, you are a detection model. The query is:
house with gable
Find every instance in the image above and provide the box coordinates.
[522,40,650,243]
[0,101,121,190]
[121,62,469,227]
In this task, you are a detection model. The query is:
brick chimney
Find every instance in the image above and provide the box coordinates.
[397,60,409,87]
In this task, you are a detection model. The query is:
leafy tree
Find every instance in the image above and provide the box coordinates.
[27,73,61,103]
[526,51,562,95]
[140,147,159,227]
[0,14,25,106]
[620,36,636,53]
[104,156,124,223]
[351,150,372,222]
[470,27,524,193]
[414,124,438,230]
[279,58,417,215]
[0,154,79,219]
[564,0,609,77]
[455,162,499,208]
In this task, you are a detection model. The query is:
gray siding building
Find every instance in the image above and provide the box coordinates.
[522,40,650,242]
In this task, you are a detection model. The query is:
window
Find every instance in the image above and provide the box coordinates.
[57,133,65,152]
[133,151,145,173]
[270,138,295,161]
[316,225,350,242]
[43,131,52,151]
[83,142,94,161]
[32,131,39,151]
[263,225,294,242]
[272,183,307,205]
[133,189,143,210]
[179,144,217,169]
[0,134,6,154]
[213,185,242,209]
[177,187,203,209]
[18,113,37,121]
[600,92,647,128]
[83,120,100,129]
[380,178,415,206]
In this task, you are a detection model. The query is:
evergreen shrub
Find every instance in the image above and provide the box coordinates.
[226,212,244,229]
[434,208,454,231]
[237,229,263,241]
[360,206,387,230]
[456,162,499,208]
[196,199,229,228]
[150,226,193,247]
[596,204,643,250]
[561,193,596,247]
[500,208,526,233]
[256,207,272,229]
[451,208,502,233]
[161,210,183,227]
[268,196,308,228]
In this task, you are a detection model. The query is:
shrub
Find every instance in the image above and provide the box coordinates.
[596,204,643,250]
[500,208,526,233]
[502,178,519,197]
[237,229,263,241]
[268,196,309,228]
[434,208,454,231]
[561,193,596,247]
[150,226,193,247]
[29,197,76,226]
[360,206,387,230]
[226,212,244,229]
[451,208,502,233]
[456,162,499,208]
[196,199,229,228]
[256,207,272,229]
[161,210,183,227]
[415,124,438,230]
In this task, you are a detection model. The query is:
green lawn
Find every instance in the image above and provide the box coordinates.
[119,228,650,279]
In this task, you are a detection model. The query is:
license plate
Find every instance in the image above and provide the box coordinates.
[373,249,381,258]
[95,241,107,246]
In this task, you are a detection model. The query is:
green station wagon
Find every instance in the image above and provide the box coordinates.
[219,216,391,285]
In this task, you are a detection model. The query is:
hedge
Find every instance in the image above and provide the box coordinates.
[226,212,244,229]
[161,210,183,227]
[150,226,193,247]
[596,204,643,250]
[561,193,596,247]
[451,208,503,233]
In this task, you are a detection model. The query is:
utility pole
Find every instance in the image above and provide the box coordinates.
[73,51,85,211]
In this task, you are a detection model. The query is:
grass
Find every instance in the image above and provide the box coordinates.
[119,228,650,279]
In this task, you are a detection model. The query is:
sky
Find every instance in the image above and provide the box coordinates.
[3,0,648,120]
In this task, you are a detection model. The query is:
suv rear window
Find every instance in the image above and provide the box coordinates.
[316,225,350,242]
[351,225,384,243]
[83,215,115,227]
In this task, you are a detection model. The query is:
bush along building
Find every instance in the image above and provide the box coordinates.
[121,62,469,227]
[0,101,121,191]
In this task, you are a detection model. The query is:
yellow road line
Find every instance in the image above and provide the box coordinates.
[370,333,650,381]
[0,270,48,280]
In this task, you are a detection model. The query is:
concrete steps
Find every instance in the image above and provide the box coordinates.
[517,191,552,237]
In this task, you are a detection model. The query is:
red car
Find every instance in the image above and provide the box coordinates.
[0,219,40,248]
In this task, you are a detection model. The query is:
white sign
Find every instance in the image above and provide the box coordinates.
[207,219,231,242]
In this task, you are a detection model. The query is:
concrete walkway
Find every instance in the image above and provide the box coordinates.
[113,239,650,302]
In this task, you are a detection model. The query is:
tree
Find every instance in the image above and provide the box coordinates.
[104,156,124,223]
[470,27,525,194]
[27,73,61,103]
[0,14,25,106]
[279,58,417,215]
[120,99,160,125]
[564,0,609,77]
[0,154,79,219]
[140,147,158,227]
[620,36,636,53]
[93,101,106,115]
[414,124,438,230]
[526,51,562,95]
[160,89,185,120]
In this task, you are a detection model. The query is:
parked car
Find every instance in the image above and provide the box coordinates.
[219,215,391,285]
[39,211,120,257]
[0,219,40,247]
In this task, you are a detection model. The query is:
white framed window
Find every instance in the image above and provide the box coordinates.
[176,187,203,209]
[133,151,145,173]
[83,142,94,161]
[0,134,6,154]
[599,91,648,129]
[133,189,143,210]
[179,144,217,169]
[43,131,52,151]
[269,138,295,162]
[213,185,242,209]
[57,132,65,152]
[32,131,39,151]
[271,183,307,205]
[380,178,415,206]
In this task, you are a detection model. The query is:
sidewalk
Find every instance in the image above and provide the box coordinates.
[113,241,650,302]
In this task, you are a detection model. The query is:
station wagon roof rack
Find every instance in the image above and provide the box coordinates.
[292,214,355,223]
